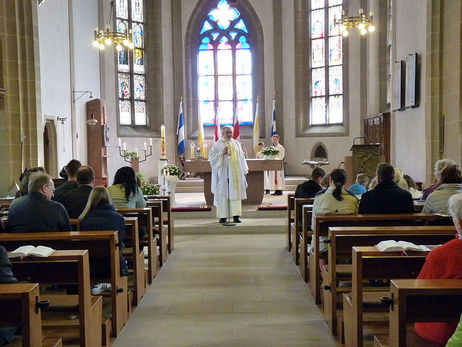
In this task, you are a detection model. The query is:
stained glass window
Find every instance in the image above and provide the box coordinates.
[197,0,254,125]
[115,0,146,126]
[310,0,343,125]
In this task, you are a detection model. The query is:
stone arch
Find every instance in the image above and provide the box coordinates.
[184,0,265,139]
[43,120,58,176]
[311,142,328,161]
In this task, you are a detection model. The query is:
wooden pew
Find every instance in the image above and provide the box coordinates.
[145,195,174,253]
[123,216,146,306]
[342,246,429,347]
[299,205,313,282]
[291,198,313,265]
[0,283,63,347]
[307,213,452,304]
[10,250,102,346]
[382,279,462,347]
[286,193,295,251]
[117,208,158,283]
[144,200,168,266]
[0,231,128,339]
[323,225,456,335]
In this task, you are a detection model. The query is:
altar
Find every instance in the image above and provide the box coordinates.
[184,159,284,205]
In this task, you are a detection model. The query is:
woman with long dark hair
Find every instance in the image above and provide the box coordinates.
[107,166,146,209]
[311,169,359,253]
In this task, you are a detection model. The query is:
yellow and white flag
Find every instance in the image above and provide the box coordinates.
[252,97,260,154]
[198,110,205,152]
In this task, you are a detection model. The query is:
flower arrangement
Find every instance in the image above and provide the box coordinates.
[140,183,159,196]
[123,151,139,160]
[162,164,181,177]
[261,147,279,156]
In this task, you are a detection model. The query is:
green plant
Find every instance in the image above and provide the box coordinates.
[135,172,145,182]
[123,151,139,160]
[162,164,181,177]
[140,183,159,196]
[261,147,280,156]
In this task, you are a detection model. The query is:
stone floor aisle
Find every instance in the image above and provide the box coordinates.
[114,234,336,347]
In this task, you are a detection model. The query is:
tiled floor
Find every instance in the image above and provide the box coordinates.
[114,234,336,347]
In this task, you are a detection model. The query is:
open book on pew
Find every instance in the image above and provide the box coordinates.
[375,240,431,253]
[8,245,55,258]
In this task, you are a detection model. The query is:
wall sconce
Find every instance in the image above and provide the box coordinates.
[86,114,99,127]
[56,116,67,124]
[73,90,93,102]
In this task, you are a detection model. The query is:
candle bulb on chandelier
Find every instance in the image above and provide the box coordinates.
[144,142,147,150]
[149,138,152,146]
[118,138,121,147]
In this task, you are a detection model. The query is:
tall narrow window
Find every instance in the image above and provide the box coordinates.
[198,0,253,125]
[116,0,146,126]
[310,0,343,125]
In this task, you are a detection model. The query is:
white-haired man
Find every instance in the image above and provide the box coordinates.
[209,125,248,223]
[414,193,462,345]
[422,158,457,200]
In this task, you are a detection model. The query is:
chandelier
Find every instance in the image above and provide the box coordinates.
[335,8,375,37]
[92,1,134,51]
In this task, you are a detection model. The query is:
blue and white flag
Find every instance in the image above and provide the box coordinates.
[270,97,277,137]
[177,98,185,156]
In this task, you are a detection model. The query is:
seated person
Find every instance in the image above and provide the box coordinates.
[311,169,358,253]
[57,166,95,218]
[79,186,129,277]
[348,173,369,196]
[394,168,409,190]
[358,163,414,214]
[422,158,457,200]
[404,174,423,199]
[320,173,330,189]
[415,193,462,345]
[0,246,18,344]
[13,166,46,201]
[295,167,325,198]
[6,172,71,232]
[255,141,265,159]
[422,165,462,214]
[53,159,81,201]
[107,167,146,209]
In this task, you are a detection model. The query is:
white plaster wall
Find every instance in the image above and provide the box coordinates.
[37,0,72,173]
[71,0,101,164]
[392,0,426,182]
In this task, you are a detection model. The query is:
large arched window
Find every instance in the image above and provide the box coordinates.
[116,0,146,126]
[198,0,253,125]
[310,0,343,125]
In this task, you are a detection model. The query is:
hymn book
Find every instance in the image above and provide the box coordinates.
[375,240,431,253]
[8,245,55,258]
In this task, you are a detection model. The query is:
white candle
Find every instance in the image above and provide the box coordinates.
[123,142,127,150]
[149,138,152,146]
[118,138,121,147]
[144,142,147,150]
[161,125,165,138]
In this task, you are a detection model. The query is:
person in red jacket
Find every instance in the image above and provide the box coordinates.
[414,192,462,345]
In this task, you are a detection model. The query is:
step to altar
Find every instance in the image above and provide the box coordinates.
[175,176,306,193]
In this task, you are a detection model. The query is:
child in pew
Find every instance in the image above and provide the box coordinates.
[348,173,369,196]
[79,186,129,283]
[0,246,18,344]
[414,193,462,345]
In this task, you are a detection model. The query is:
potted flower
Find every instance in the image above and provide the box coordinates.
[161,164,181,206]
[140,182,160,196]
[260,146,280,159]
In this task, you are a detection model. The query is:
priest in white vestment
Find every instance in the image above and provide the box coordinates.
[267,134,285,195]
[209,125,249,223]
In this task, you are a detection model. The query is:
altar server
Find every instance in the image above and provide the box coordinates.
[267,134,285,195]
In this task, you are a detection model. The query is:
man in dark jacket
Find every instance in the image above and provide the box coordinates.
[295,167,325,198]
[54,159,81,201]
[57,166,95,218]
[6,173,71,232]
[359,162,414,214]
[0,246,18,344]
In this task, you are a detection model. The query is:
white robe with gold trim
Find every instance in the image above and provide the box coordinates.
[266,143,285,190]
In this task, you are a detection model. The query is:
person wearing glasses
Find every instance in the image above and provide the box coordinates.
[5,172,71,233]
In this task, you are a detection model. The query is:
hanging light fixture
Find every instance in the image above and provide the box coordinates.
[335,4,375,37]
[92,1,134,51]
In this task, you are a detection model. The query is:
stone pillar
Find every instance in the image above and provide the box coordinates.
[0,0,42,196]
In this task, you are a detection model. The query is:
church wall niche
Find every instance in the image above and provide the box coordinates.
[310,142,328,162]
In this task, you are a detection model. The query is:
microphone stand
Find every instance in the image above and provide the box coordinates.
[223,146,235,227]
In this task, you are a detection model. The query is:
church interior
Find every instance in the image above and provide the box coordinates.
[1,0,462,346]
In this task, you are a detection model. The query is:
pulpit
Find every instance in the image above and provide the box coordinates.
[344,143,382,187]
[184,159,283,205]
